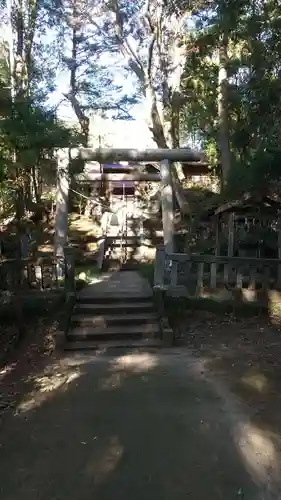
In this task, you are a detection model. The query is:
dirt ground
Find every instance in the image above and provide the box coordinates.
[0,349,271,499]
[1,312,281,437]
[0,314,57,418]
[177,311,281,442]
[1,312,281,498]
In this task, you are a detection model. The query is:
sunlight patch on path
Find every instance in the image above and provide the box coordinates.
[99,352,159,390]
[15,367,81,415]
[112,352,158,373]
[85,436,124,484]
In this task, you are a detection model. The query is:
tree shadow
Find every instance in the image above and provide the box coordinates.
[0,301,61,417]
[175,304,281,449]
[0,348,275,500]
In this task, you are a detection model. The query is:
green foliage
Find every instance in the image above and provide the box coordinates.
[181,0,281,195]
[0,48,78,218]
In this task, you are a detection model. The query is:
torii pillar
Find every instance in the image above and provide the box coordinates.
[54,148,70,259]
[160,159,174,254]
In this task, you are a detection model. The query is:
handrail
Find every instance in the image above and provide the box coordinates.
[0,255,58,266]
[97,238,106,270]
[166,253,281,266]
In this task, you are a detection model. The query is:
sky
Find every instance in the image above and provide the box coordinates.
[46,47,145,123]
[1,9,194,147]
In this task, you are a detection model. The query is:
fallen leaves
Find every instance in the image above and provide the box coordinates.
[0,315,58,419]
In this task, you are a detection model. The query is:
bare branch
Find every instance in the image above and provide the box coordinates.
[63,91,89,138]
[111,0,146,82]
[147,34,156,83]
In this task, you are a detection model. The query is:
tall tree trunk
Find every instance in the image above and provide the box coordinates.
[145,81,167,148]
[24,171,33,209]
[66,8,89,146]
[32,164,40,203]
[10,0,39,219]
[15,184,25,220]
[217,33,231,188]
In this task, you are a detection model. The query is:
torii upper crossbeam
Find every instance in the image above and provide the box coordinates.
[72,147,203,163]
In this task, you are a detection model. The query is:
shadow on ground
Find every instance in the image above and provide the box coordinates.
[177,310,281,452]
[0,345,280,499]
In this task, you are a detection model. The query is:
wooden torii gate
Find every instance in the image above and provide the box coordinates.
[54,147,202,260]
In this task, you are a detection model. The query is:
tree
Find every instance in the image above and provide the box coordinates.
[181,0,281,194]
[103,0,193,150]
[56,0,137,144]
[0,0,77,219]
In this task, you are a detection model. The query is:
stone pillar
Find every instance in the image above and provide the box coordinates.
[160,159,174,255]
[54,148,70,259]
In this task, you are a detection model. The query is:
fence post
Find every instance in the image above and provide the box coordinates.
[12,259,24,340]
[154,245,166,288]
[55,246,75,349]
[97,238,106,270]
[277,217,281,288]
[64,246,75,298]
[171,261,178,286]
[153,246,174,346]
[224,212,235,284]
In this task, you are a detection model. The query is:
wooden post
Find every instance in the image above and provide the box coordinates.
[64,246,75,298]
[160,159,174,254]
[277,216,281,288]
[215,215,220,256]
[97,238,106,270]
[197,262,204,295]
[20,232,29,259]
[54,149,70,259]
[12,259,24,339]
[224,212,235,284]
[154,245,166,288]
[213,214,220,290]
[55,245,75,349]
[228,212,235,257]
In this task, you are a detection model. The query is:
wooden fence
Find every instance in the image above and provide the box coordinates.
[0,257,70,293]
[154,246,281,298]
[0,248,76,341]
[0,246,75,294]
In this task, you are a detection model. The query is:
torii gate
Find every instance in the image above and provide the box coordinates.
[54,147,203,260]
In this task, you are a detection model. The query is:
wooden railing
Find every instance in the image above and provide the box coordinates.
[154,246,281,297]
[0,247,75,295]
[0,247,76,343]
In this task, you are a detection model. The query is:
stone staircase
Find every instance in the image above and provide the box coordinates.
[62,209,165,350]
[64,271,162,350]
[103,235,142,267]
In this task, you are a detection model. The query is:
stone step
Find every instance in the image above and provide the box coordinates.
[67,323,159,341]
[106,235,142,240]
[64,338,162,351]
[70,312,158,327]
[105,245,142,252]
[77,295,153,304]
[74,301,155,313]
[105,246,142,251]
